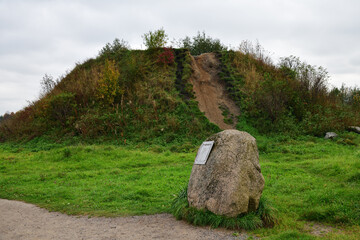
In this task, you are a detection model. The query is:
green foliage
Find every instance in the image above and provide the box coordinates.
[219,104,234,125]
[98,38,129,57]
[279,55,329,106]
[267,231,316,240]
[47,92,77,126]
[96,59,121,105]
[219,48,360,135]
[40,74,57,96]
[142,28,168,49]
[238,40,273,66]
[75,109,107,137]
[170,186,277,230]
[330,85,360,108]
[174,49,194,100]
[180,31,228,55]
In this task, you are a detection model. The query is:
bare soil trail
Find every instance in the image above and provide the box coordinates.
[190,53,240,130]
[0,199,249,240]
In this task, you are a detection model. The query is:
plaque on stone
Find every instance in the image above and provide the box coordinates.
[194,141,214,165]
[188,130,265,217]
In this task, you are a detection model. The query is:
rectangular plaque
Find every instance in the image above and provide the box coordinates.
[194,141,214,165]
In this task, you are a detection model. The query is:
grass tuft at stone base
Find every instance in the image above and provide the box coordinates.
[170,186,278,230]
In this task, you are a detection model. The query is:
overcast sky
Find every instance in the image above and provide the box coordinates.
[1,0,359,115]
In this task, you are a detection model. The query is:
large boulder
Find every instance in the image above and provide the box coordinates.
[348,126,360,134]
[324,132,338,139]
[187,130,265,217]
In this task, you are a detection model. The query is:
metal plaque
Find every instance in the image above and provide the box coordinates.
[194,141,214,165]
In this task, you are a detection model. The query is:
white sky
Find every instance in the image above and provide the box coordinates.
[1,0,359,114]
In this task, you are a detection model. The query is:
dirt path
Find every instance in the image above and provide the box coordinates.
[0,199,250,240]
[190,53,240,130]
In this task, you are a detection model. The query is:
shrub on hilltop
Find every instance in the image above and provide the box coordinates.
[179,31,228,55]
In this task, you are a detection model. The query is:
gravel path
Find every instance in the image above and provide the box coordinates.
[0,199,249,240]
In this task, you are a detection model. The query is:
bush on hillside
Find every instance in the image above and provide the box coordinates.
[219,48,360,135]
[40,74,57,96]
[142,28,168,49]
[157,48,175,65]
[330,85,360,107]
[47,93,77,126]
[96,59,122,106]
[180,31,228,55]
[239,40,273,66]
[279,55,329,105]
[98,38,129,57]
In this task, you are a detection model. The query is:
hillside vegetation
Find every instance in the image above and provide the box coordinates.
[0,31,359,142]
[0,47,218,144]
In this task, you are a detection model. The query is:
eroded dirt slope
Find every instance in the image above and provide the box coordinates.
[190,53,240,130]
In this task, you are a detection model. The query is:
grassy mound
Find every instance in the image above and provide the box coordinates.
[1,36,359,143]
[0,48,219,144]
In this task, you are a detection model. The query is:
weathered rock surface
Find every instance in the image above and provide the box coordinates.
[324,132,338,139]
[187,130,265,217]
[347,126,360,134]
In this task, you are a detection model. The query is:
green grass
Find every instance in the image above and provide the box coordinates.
[258,133,360,226]
[0,132,359,239]
[267,230,316,240]
[0,144,195,216]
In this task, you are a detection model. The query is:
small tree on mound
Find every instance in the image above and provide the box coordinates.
[98,38,129,57]
[142,28,168,49]
[40,74,57,96]
[180,31,228,55]
[96,59,122,106]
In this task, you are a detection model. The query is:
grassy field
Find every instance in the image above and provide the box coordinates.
[0,133,359,239]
